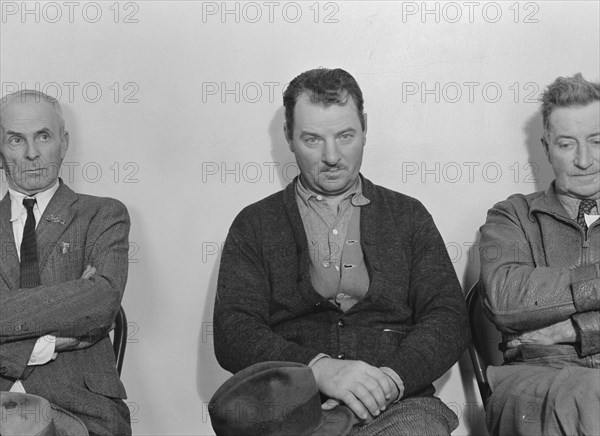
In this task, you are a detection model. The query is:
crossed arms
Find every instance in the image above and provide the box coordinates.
[0,198,130,379]
[479,198,600,355]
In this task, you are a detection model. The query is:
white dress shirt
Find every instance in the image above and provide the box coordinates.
[8,181,60,393]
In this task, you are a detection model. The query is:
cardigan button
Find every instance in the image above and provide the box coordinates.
[337,320,345,328]
[314,301,322,309]
[337,353,346,360]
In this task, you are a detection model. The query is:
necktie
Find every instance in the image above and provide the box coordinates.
[576,199,597,232]
[20,198,40,288]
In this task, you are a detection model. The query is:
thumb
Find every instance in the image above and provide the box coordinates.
[322,399,340,410]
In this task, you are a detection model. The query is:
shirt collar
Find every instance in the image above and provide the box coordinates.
[556,192,600,220]
[295,176,370,210]
[9,180,60,222]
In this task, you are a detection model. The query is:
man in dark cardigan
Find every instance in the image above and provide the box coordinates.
[214,68,470,435]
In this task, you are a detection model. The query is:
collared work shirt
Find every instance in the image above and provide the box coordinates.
[295,177,370,312]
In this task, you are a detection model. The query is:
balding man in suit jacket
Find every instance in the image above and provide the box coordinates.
[0,90,131,435]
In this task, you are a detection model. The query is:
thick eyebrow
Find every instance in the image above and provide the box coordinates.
[299,127,358,138]
[299,130,322,138]
[336,128,357,136]
[554,132,600,141]
[5,128,51,136]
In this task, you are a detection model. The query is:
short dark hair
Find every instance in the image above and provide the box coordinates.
[541,73,600,133]
[283,68,365,139]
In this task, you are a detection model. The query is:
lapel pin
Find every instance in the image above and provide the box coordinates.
[46,215,66,225]
[61,242,70,254]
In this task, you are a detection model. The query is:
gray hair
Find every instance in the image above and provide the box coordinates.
[541,73,600,134]
[1,89,66,134]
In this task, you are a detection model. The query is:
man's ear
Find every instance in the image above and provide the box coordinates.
[61,131,70,159]
[284,123,293,152]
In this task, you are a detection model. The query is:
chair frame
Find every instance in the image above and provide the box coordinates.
[466,282,498,408]
[112,306,128,376]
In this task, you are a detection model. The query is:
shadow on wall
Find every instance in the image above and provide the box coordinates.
[523,108,555,193]
[196,252,226,411]
[269,106,298,190]
[196,107,295,416]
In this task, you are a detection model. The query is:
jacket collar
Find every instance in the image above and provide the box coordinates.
[528,181,572,221]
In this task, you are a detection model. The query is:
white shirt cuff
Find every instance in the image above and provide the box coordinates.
[28,335,57,366]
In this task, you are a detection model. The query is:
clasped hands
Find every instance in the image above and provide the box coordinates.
[311,358,400,424]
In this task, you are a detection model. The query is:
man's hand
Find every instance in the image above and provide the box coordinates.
[54,336,97,351]
[81,265,96,279]
[507,319,577,348]
[311,358,395,420]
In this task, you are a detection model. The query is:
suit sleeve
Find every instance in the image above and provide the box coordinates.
[376,201,470,396]
[0,339,37,379]
[479,199,600,334]
[0,199,130,343]
[213,210,322,373]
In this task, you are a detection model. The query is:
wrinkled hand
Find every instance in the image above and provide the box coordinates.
[81,265,96,279]
[53,336,97,351]
[312,358,395,420]
[507,319,577,348]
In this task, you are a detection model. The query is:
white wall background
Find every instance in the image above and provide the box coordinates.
[1,1,599,434]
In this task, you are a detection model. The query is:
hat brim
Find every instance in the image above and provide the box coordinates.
[311,405,355,436]
[1,392,88,436]
[48,403,89,436]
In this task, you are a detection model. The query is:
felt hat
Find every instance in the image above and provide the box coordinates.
[0,392,89,436]
[209,361,354,436]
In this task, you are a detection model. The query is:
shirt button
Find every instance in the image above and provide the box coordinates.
[316,195,323,201]
[337,353,346,360]
[322,261,330,268]
[332,229,338,235]
[337,320,345,328]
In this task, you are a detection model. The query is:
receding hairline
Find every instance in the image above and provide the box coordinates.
[0,90,66,133]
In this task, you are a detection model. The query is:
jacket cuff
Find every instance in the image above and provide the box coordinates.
[570,264,600,312]
[308,353,330,367]
[380,367,405,403]
[572,311,600,356]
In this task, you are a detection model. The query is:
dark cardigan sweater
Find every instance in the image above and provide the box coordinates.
[214,175,470,397]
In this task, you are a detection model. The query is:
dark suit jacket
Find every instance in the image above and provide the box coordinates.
[0,181,131,435]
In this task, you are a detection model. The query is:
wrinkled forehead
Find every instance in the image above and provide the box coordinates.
[547,101,600,135]
[0,97,62,133]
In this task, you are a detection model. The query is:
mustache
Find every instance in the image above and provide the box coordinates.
[319,165,347,173]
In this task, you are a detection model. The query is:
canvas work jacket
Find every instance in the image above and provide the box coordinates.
[480,183,600,362]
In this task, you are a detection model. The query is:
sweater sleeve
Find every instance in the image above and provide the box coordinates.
[377,201,470,396]
[213,210,322,373]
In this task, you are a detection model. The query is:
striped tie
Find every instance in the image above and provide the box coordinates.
[20,198,40,288]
